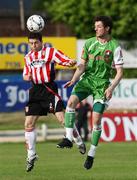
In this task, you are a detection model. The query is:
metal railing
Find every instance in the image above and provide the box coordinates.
[0,124,65,143]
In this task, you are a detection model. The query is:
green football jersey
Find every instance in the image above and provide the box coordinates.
[81,37,123,80]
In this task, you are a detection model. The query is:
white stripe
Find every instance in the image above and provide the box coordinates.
[37,52,43,83]
[44,48,51,82]
[54,95,59,110]
[42,65,48,82]
[88,40,98,51]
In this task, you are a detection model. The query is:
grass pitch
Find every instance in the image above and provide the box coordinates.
[0,112,61,130]
[0,141,136,180]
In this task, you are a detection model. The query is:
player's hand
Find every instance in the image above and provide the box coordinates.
[104,87,113,100]
[67,60,77,67]
[64,80,74,88]
[27,72,32,81]
[23,73,32,81]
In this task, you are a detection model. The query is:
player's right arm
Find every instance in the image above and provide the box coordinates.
[23,57,32,81]
[64,58,86,88]
[53,49,77,67]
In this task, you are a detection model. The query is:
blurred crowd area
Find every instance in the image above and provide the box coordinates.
[0,17,73,37]
[0,0,73,37]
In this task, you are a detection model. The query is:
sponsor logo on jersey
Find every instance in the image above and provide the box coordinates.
[31,59,45,67]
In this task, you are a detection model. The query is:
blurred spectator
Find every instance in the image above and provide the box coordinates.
[76,99,92,141]
[44,42,53,47]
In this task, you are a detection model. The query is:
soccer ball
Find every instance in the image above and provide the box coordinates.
[26,15,45,33]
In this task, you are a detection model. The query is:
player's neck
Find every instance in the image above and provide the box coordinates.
[97,35,111,44]
[32,46,43,52]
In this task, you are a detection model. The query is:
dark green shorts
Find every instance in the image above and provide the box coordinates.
[71,77,110,103]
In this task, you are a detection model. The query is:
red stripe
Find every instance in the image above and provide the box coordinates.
[34,68,38,84]
[41,47,46,59]
[57,50,65,55]
[47,48,54,63]
[55,53,70,63]
[35,52,38,59]
[43,84,61,100]
[113,63,124,68]
[43,47,46,51]
[115,63,124,65]
[46,48,54,82]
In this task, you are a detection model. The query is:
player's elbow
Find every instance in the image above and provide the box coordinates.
[117,67,123,80]
[77,63,85,73]
[119,69,123,79]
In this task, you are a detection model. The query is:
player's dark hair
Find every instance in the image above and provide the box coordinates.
[94,16,113,34]
[28,32,42,42]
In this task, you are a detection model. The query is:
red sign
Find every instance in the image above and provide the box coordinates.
[90,113,137,142]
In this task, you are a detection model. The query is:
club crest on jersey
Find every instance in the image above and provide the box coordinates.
[31,59,45,68]
[104,50,112,63]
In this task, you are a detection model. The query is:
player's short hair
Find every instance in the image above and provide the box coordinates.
[28,32,42,42]
[94,15,113,34]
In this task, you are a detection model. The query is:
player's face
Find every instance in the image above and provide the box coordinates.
[94,21,109,38]
[28,38,42,52]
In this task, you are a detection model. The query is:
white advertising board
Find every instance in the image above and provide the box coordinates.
[109,79,137,109]
[87,79,137,110]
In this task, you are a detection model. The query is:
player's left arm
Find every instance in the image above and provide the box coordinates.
[104,45,124,100]
[105,66,123,100]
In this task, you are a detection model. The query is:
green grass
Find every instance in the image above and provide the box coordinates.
[0,141,136,180]
[0,112,61,130]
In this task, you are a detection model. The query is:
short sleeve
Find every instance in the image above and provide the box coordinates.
[112,46,124,68]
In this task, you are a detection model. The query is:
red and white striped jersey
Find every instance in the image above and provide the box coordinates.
[23,46,73,84]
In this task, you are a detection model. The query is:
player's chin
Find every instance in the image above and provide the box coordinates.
[96,34,103,38]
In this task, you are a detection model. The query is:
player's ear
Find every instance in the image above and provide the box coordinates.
[106,26,110,32]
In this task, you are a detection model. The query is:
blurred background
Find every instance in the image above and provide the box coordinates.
[0,0,137,143]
